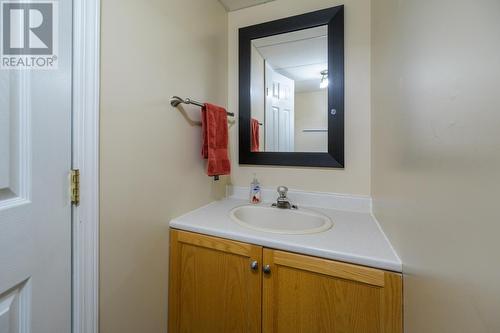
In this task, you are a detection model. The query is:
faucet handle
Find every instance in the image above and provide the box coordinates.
[277,186,288,198]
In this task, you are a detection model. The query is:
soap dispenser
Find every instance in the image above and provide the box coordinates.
[249,174,262,204]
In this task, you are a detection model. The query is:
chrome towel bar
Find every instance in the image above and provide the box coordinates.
[170,96,234,117]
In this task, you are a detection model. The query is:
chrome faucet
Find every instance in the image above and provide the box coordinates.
[272,186,298,210]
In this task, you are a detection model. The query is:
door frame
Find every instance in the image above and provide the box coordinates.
[72,0,100,332]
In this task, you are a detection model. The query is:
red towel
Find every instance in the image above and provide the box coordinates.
[201,103,231,177]
[251,118,260,152]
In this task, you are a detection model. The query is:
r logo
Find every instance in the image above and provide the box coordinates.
[1,1,58,69]
[2,2,53,55]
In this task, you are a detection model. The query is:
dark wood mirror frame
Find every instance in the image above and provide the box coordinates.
[239,5,344,168]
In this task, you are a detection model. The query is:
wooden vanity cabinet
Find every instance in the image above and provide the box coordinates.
[168,229,262,333]
[262,249,402,333]
[169,229,402,333]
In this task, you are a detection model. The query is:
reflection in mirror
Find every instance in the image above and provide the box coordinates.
[250,25,328,153]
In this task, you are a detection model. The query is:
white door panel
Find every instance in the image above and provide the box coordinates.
[265,62,295,152]
[280,108,292,152]
[0,1,73,332]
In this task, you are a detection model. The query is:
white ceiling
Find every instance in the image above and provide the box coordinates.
[218,0,275,11]
[253,26,328,93]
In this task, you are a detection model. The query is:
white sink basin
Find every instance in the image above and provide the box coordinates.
[229,205,333,235]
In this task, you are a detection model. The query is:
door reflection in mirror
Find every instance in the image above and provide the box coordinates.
[250,25,328,153]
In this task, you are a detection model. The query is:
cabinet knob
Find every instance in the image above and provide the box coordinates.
[263,264,271,275]
[250,260,259,271]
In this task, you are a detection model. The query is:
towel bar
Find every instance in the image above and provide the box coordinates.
[170,96,234,117]
[170,95,230,182]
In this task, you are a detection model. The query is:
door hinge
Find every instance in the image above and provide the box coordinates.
[71,169,80,206]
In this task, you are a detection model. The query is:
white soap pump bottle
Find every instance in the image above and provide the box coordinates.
[249,174,262,204]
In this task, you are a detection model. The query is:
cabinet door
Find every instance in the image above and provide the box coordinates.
[263,249,402,333]
[168,230,262,333]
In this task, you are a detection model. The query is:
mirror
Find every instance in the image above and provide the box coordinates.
[250,26,328,153]
[239,5,344,167]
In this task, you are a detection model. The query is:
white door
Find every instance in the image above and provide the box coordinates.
[0,1,73,332]
[264,62,295,152]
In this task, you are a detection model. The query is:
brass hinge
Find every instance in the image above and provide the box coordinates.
[71,169,80,206]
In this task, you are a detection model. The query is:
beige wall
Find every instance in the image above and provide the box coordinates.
[295,89,328,152]
[100,0,227,332]
[371,0,500,332]
[228,0,371,195]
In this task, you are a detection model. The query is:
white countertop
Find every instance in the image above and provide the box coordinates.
[170,198,402,272]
